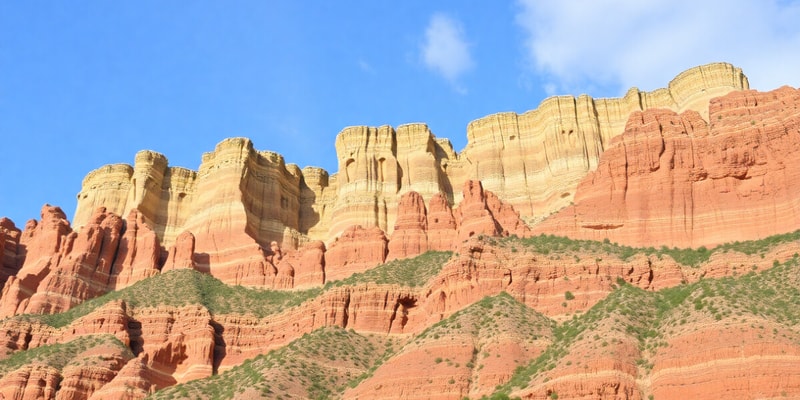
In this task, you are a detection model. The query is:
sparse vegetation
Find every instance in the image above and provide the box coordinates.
[0,334,133,376]
[17,251,454,329]
[17,269,323,328]
[148,326,390,400]
[492,254,800,398]
[6,229,800,399]
[501,229,800,267]
[327,251,453,288]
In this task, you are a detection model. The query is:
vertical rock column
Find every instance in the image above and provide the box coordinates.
[331,126,400,238]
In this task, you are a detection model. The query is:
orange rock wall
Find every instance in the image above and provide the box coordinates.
[72,63,748,249]
[535,86,800,247]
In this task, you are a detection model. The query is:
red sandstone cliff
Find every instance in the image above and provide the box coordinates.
[2,66,800,399]
[535,86,800,248]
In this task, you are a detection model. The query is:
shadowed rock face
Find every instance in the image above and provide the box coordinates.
[0,218,23,287]
[535,86,800,248]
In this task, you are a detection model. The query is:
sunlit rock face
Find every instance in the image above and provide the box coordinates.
[72,63,747,251]
[535,86,800,248]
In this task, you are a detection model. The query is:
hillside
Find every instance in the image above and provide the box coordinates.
[2,231,800,398]
[1,62,800,399]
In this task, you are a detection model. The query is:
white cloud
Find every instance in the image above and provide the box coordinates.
[515,0,800,96]
[422,13,474,91]
[358,59,375,74]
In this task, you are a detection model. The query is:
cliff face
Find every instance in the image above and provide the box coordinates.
[0,207,161,319]
[73,63,748,249]
[5,62,800,400]
[0,181,529,320]
[535,86,800,247]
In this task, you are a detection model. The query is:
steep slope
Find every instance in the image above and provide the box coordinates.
[535,86,800,248]
[1,230,799,399]
[493,255,800,400]
[343,293,553,399]
[148,327,393,400]
[0,334,134,400]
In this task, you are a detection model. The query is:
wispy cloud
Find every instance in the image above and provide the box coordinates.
[421,13,473,92]
[515,0,800,95]
[358,59,375,74]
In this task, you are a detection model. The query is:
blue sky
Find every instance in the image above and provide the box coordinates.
[2,1,799,226]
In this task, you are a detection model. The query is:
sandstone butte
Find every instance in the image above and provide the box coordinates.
[1,62,800,399]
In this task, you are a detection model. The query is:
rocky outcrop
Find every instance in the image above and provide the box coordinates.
[649,320,800,399]
[13,207,123,315]
[323,226,388,282]
[343,294,553,399]
[107,210,160,290]
[0,207,161,318]
[0,333,135,400]
[387,191,428,261]
[0,205,73,317]
[277,240,326,288]
[131,305,216,385]
[0,182,530,316]
[0,364,62,400]
[426,193,458,251]
[455,180,532,241]
[53,344,133,400]
[73,63,748,252]
[535,86,800,248]
[161,231,196,272]
[0,218,23,288]
[387,181,531,260]
[459,63,749,224]
[75,140,314,251]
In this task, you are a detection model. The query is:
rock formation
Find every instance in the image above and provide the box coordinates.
[107,210,160,290]
[1,233,799,399]
[386,191,428,261]
[5,62,800,400]
[0,205,73,317]
[535,86,800,247]
[323,225,388,282]
[386,180,531,260]
[73,63,748,250]
[0,218,23,287]
[75,140,313,252]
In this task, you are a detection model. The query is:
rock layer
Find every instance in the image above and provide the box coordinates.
[535,86,800,247]
[3,234,800,399]
[73,63,748,249]
[5,62,800,400]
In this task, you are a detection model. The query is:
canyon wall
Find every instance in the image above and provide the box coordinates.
[73,63,748,248]
[534,85,800,248]
[6,61,800,399]
[0,180,531,318]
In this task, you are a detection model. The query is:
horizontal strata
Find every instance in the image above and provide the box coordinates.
[3,234,800,399]
[11,61,800,399]
[72,62,748,249]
